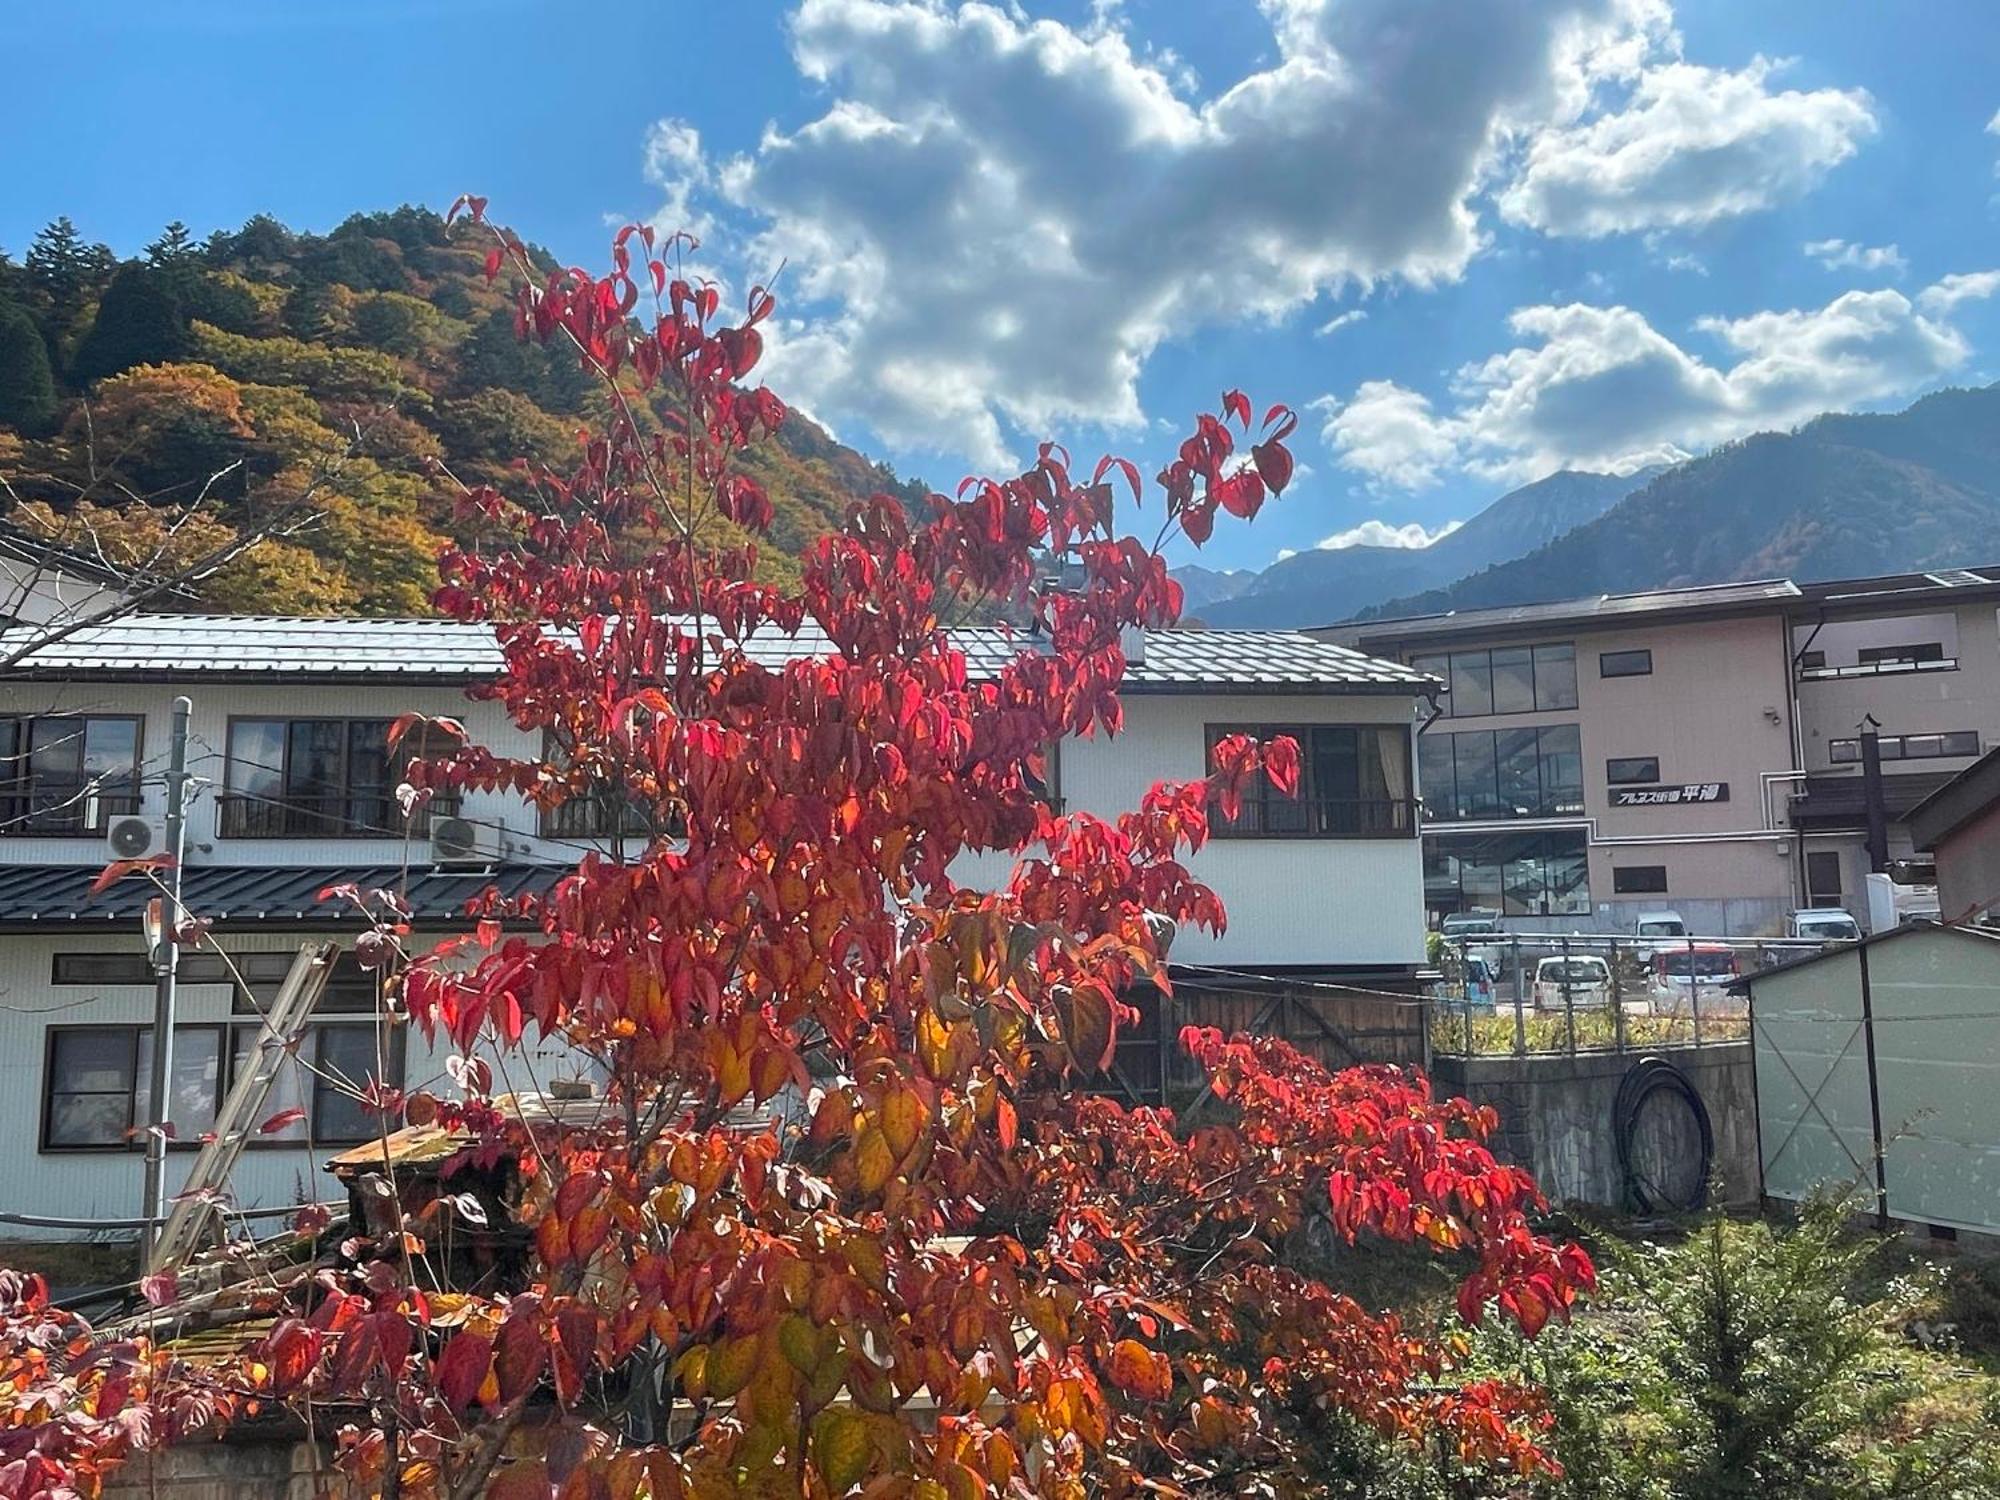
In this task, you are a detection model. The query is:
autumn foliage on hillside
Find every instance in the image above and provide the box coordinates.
[0,208,1592,1498]
[0,210,925,612]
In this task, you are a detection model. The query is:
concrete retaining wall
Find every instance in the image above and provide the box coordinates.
[1432,1043,1760,1211]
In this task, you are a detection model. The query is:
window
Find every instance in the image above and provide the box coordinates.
[1796,650,1826,670]
[1206,724,1414,838]
[1857,642,1945,665]
[1448,653,1493,717]
[1426,830,1589,917]
[1422,726,1584,822]
[53,952,234,985]
[1414,644,1576,717]
[0,715,142,834]
[1613,865,1669,895]
[223,718,458,838]
[1490,647,1536,715]
[41,952,398,1150]
[1806,850,1843,905]
[1532,643,1579,711]
[1599,648,1653,678]
[1606,756,1661,785]
[1827,730,1979,764]
[44,1026,224,1149]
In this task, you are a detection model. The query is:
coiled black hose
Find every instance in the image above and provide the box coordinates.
[1613,1055,1714,1215]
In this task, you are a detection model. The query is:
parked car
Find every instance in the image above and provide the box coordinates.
[1650,944,1742,1014]
[1439,911,1502,939]
[1788,907,1861,943]
[1632,909,1689,963]
[1532,955,1613,1011]
[1462,954,1498,1008]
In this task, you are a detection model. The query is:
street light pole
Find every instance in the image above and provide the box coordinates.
[140,695,192,1250]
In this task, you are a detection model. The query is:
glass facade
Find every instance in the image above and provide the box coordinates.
[1425,830,1591,917]
[1412,643,1577,717]
[1418,725,1583,821]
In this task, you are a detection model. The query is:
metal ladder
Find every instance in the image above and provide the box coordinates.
[146,941,341,1277]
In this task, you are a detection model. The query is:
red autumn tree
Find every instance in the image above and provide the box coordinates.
[0,206,1592,1500]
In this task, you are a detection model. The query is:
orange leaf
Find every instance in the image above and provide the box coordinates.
[1107,1338,1173,1402]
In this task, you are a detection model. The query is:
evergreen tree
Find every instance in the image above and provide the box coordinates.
[71,262,189,386]
[23,216,115,364]
[146,221,199,270]
[0,303,59,433]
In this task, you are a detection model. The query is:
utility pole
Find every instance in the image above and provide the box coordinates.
[140,695,192,1250]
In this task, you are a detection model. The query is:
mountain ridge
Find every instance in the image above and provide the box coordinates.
[1359,383,2000,620]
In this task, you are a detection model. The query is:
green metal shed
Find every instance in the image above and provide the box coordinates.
[1739,923,2000,1235]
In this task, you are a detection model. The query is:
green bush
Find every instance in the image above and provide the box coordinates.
[1498,1204,2000,1498]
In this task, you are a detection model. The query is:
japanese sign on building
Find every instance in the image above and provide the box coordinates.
[1612,782,1731,807]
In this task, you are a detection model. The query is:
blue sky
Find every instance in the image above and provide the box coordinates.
[4,0,1997,573]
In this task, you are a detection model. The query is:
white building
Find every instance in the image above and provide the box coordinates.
[0,615,1434,1232]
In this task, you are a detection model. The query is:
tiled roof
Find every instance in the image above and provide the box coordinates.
[0,862,562,930]
[0,614,1435,695]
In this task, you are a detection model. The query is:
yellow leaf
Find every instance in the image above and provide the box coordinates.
[879,1086,927,1160]
[853,1126,895,1194]
[813,1407,873,1493]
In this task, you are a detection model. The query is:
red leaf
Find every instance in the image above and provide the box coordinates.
[436,1330,494,1409]
[259,1107,308,1135]
[1263,735,1300,797]
[1221,390,1252,429]
[140,1271,177,1308]
[1251,439,1294,494]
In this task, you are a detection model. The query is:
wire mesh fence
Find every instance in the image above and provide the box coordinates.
[1429,932,1846,1058]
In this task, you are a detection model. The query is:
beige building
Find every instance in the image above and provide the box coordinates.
[1326,567,2000,936]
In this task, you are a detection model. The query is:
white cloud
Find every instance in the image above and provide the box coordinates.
[1499,57,1876,237]
[1804,238,1906,275]
[676,0,1732,467]
[1317,518,1464,550]
[1315,309,1368,338]
[1916,269,2000,314]
[1319,382,1469,490]
[643,119,714,238]
[1324,288,1977,489]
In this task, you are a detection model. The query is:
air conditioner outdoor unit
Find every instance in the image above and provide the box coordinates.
[428,815,490,867]
[105,814,169,861]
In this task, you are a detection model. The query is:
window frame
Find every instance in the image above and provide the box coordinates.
[1827,730,1980,764]
[1856,642,1945,666]
[219,715,454,840]
[1204,722,1417,840]
[1422,725,1586,823]
[1412,643,1577,717]
[0,713,146,836]
[1606,756,1661,786]
[40,953,401,1153]
[1613,864,1670,895]
[1598,648,1653,679]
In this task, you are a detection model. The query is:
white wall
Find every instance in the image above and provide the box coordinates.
[0,930,579,1229]
[1061,692,1425,968]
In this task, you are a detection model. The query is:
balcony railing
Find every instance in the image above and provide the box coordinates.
[0,781,141,836]
[1797,656,1958,681]
[1211,796,1420,840]
[217,792,460,840]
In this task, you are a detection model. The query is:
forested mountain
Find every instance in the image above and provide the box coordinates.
[0,208,928,614]
[1359,383,2000,620]
[1191,468,1647,626]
